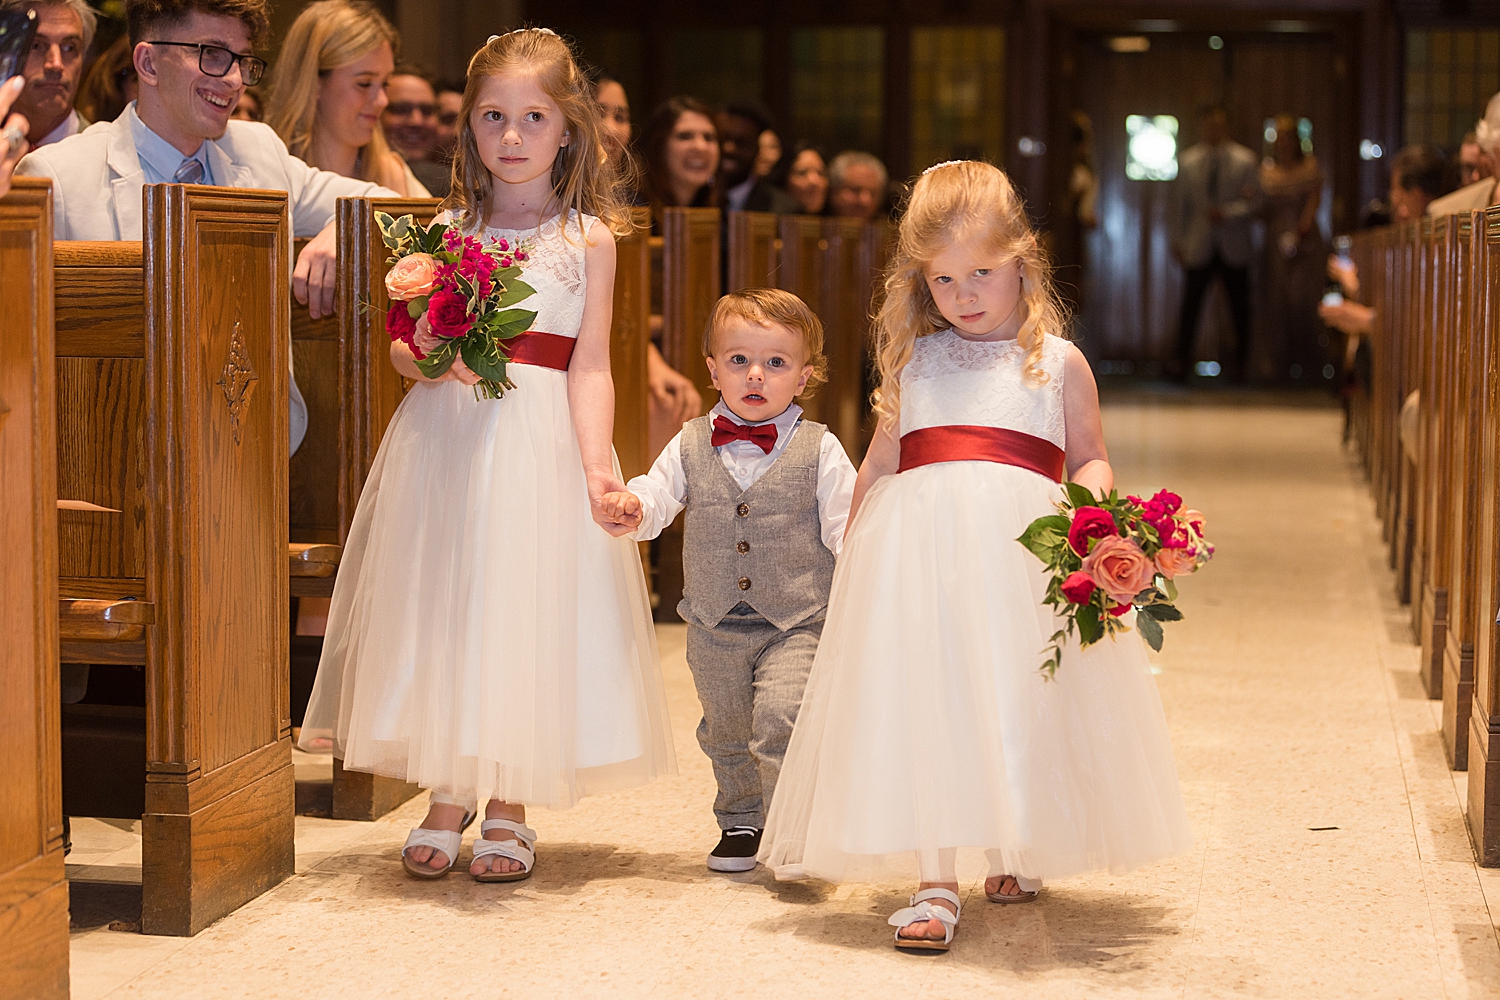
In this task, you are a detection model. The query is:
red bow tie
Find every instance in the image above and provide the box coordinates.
[711,415,778,453]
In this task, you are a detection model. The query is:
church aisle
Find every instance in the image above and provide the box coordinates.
[66,397,1500,999]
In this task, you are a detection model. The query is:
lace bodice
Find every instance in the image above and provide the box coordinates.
[899,329,1069,448]
[438,209,593,338]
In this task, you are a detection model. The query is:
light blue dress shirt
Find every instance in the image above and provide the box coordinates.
[128,103,213,185]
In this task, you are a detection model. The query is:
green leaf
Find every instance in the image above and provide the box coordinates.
[1159,575,1179,602]
[1139,603,1183,622]
[1063,481,1097,509]
[436,251,460,264]
[1077,603,1103,645]
[1018,514,1071,560]
[414,341,458,380]
[493,308,538,340]
[460,337,508,384]
[406,294,429,319]
[496,278,537,309]
[494,265,522,282]
[422,222,449,254]
[1136,611,1164,651]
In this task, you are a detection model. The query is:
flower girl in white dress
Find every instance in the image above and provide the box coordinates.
[759,161,1191,949]
[300,29,674,882]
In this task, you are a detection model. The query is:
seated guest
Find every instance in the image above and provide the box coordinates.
[75,33,138,125]
[265,0,426,196]
[827,149,888,220]
[754,126,779,178]
[773,141,828,215]
[1428,92,1499,215]
[715,100,794,214]
[231,84,260,120]
[16,0,403,455]
[641,94,718,224]
[593,69,633,177]
[0,0,92,146]
[0,75,26,198]
[381,62,446,197]
[434,78,461,161]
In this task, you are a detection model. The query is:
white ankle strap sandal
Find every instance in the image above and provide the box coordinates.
[889,887,962,952]
[400,810,475,879]
[471,819,538,883]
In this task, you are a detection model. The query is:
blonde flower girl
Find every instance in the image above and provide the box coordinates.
[300,28,674,882]
[759,161,1192,950]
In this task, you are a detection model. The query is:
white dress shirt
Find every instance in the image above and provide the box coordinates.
[627,400,858,556]
[37,109,83,147]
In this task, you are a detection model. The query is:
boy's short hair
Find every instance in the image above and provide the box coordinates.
[702,288,828,397]
[126,0,270,48]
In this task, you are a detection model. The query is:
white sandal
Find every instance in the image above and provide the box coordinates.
[889,887,962,952]
[401,810,476,879]
[986,874,1041,904]
[471,819,537,883]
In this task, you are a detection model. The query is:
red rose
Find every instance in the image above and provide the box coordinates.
[426,288,471,339]
[1061,570,1096,604]
[386,301,416,346]
[1067,506,1117,555]
[1151,489,1183,513]
[1107,602,1133,616]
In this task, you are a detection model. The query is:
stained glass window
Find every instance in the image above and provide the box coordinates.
[673,29,763,107]
[790,28,884,155]
[910,27,1006,171]
[1404,30,1500,150]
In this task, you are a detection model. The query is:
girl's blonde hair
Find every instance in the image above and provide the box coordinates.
[870,159,1068,429]
[444,29,632,242]
[264,0,400,186]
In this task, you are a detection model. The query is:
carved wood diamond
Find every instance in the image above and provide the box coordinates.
[215,320,259,445]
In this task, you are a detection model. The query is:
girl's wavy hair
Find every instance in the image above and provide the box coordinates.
[870,160,1069,429]
[443,28,633,242]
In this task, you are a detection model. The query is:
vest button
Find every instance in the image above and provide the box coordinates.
[737,541,750,554]
[737,503,750,517]
[738,577,751,590]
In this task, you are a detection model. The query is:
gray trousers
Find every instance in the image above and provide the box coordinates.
[682,603,821,830]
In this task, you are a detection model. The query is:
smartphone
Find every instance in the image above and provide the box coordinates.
[0,8,38,85]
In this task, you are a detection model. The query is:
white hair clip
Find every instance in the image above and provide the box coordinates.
[922,159,969,176]
[488,27,559,43]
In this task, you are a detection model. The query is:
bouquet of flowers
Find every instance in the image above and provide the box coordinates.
[1018,484,1213,677]
[378,212,538,399]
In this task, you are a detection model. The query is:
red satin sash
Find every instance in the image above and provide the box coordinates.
[503,331,575,371]
[897,424,1066,482]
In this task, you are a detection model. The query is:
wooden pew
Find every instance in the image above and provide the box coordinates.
[727,210,779,292]
[289,196,438,821]
[1468,206,1500,862]
[1391,218,1427,607]
[0,178,68,998]
[1414,215,1457,697]
[660,206,721,403]
[55,184,293,935]
[614,207,652,481]
[1441,211,1483,769]
[818,217,873,458]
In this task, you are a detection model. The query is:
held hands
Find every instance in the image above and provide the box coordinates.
[293,223,339,320]
[593,482,644,538]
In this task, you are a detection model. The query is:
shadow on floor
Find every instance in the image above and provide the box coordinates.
[295,779,333,818]
[70,880,142,931]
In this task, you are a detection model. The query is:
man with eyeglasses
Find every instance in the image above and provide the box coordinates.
[16,0,401,455]
[382,63,448,198]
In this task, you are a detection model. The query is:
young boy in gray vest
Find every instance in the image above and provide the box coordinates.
[600,288,856,872]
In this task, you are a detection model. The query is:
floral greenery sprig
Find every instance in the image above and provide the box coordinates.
[1018,483,1213,677]
[378,212,539,399]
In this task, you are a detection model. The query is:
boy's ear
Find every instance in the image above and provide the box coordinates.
[705,355,721,389]
[796,364,813,396]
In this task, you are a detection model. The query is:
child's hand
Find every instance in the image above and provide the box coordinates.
[443,352,482,386]
[597,490,644,535]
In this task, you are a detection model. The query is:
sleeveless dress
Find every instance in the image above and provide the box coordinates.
[299,211,676,808]
[760,330,1192,883]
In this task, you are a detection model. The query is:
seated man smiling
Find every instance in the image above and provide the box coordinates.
[16,0,401,454]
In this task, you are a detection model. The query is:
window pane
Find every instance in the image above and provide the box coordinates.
[673,29,763,107]
[910,27,1006,171]
[1404,29,1500,150]
[790,28,885,155]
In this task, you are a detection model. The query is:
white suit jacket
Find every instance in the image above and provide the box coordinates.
[16,110,398,453]
[1170,141,1262,269]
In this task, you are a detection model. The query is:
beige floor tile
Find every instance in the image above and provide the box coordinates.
[65,397,1500,999]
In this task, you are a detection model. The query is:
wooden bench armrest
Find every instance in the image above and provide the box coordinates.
[289,542,342,578]
[58,598,154,642]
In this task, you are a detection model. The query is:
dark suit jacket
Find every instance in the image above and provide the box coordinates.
[741,179,798,215]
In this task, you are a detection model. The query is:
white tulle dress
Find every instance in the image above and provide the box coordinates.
[759,330,1191,884]
[299,211,675,808]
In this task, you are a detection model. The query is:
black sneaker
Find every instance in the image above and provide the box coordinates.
[707,826,762,872]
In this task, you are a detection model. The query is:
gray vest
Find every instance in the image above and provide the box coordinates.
[679,414,835,631]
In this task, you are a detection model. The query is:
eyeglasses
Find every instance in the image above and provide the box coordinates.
[386,101,436,119]
[148,41,266,86]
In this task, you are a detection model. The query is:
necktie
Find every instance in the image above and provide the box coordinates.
[174,157,204,184]
[711,415,778,454]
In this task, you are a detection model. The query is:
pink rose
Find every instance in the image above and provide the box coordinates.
[1060,570,1097,605]
[411,313,445,357]
[1154,545,1199,579]
[425,288,471,339]
[384,253,438,301]
[1081,534,1155,604]
[1182,509,1207,535]
[386,301,416,347]
[1068,506,1117,556]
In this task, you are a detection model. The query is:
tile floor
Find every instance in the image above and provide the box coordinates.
[63,396,1500,999]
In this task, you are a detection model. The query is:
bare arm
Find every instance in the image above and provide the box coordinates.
[848,417,901,530]
[1297,184,1321,238]
[1062,343,1113,497]
[570,220,626,530]
[388,324,479,385]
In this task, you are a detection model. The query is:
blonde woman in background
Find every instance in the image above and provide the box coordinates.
[265,0,427,196]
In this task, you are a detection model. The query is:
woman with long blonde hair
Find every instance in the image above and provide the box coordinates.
[760,160,1191,952]
[265,0,426,195]
[299,28,673,887]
